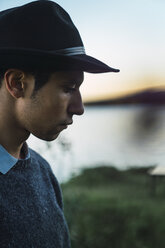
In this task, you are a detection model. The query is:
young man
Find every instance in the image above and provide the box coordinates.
[0,1,119,247]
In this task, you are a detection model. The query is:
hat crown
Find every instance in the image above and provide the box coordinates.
[0,0,83,51]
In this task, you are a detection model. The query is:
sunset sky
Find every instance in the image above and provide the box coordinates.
[0,0,164,101]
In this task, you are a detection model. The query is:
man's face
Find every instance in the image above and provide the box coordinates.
[16,71,84,141]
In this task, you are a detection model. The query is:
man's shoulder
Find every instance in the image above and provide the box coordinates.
[29,148,63,209]
[29,147,58,184]
[28,147,55,177]
[29,148,50,168]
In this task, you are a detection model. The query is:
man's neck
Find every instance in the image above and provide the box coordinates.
[0,137,29,159]
[0,111,30,159]
[0,84,30,159]
[0,117,30,158]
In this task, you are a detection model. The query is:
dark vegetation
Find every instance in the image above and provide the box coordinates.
[62,166,165,248]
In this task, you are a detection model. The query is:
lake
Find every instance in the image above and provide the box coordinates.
[28,105,165,182]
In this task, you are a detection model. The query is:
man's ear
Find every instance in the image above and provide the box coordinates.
[4,69,25,99]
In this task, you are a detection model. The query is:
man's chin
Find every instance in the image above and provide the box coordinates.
[33,132,61,142]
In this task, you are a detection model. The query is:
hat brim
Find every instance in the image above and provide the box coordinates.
[0,48,120,73]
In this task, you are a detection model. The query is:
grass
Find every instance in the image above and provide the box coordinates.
[61,166,165,248]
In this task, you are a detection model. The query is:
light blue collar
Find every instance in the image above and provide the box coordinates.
[0,143,30,174]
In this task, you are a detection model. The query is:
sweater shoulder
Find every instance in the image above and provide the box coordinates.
[29,148,63,209]
[29,148,51,169]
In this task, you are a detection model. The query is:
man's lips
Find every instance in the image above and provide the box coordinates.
[59,121,73,130]
[60,121,73,126]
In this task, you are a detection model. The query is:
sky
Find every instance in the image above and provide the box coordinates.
[0,0,164,101]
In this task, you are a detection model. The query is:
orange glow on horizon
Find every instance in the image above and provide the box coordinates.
[82,81,165,103]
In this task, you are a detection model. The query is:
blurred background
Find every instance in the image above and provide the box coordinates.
[1,0,165,247]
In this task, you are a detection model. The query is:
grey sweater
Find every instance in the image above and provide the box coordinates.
[0,149,70,248]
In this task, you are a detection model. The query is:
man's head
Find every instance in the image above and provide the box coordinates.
[0,68,84,141]
[0,1,119,141]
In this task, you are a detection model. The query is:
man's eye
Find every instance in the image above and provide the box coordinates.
[64,87,76,93]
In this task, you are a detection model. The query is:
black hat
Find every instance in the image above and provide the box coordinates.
[0,0,119,73]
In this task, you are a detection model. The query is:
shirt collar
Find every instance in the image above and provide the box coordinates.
[0,143,30,174]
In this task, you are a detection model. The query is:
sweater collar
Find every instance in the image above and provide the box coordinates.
[0,143,30,174]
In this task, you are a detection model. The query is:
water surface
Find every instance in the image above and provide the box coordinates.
[28,105,165,182]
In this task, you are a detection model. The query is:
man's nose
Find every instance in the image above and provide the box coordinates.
[68,91,84,116]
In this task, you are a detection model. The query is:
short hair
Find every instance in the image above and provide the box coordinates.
[0,68,51,93]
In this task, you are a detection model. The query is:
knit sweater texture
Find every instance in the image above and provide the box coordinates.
[0,149,70,248]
